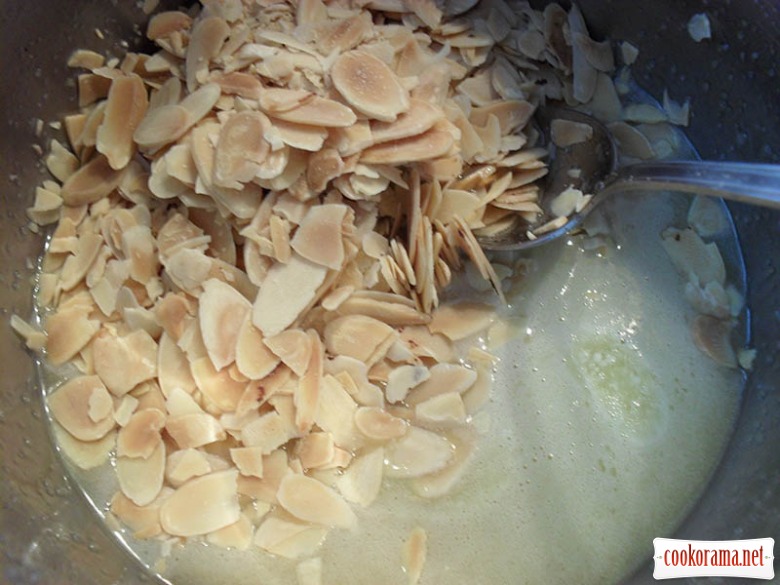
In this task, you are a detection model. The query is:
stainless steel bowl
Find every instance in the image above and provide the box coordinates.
[1,1,778,583]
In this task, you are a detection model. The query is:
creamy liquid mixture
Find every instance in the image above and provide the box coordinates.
[57,189,743,585]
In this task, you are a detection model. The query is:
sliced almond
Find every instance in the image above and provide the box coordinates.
[354,407,408,440]
[165,448,212,487]
[254,511,328,559]
[290,204,348,270]
[160,469,240,536]
[235,315,281,380]
[190,356,246,412]
[230,446,265,478]
[314,375,362,450]
[186,16,230,90]
[332,50,409,122]
[415,392,467,425]
[270,96,357,128]
[385,426,453,478]
[97,75,148,170]
[323,315,395,366]
[297,432,335,470]
[93,330,158,396]
[116,408,166,458]
[406,363,477,406]
[214,111,270,188]
[336,447,384,508]
[295,330,322,433]
[61,155,125,206]
[277,474,356,529]
[166,412,226,449]
[661,227,726,286]
[263,329,312,377]
[273,120,328,152]
[147,11,192,41]
[252,252,329,337]
[371,99,443,145]
[428,302,496,341]
[109,489,165,540]
[412,427,476,498]
[360,129,454,165]
[401,526,427,585]
[207,514,253,551]
[48,376,115,441]
[158,332,197,397]
[240,411,295,454]
[385,365,430,404]
[199,279,252,371]
[116,440,165,506]
[133,104,190,152]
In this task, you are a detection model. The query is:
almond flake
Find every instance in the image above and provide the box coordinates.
[428,302,496,340]
[48,375,116,441]
[160,469,240,536]
[402,526,427,585]
[254,512,328,559]
[52,423,115,470]
[207,514,254,551]
[165,448,212,487]
[277,474,356,529]
[166,412,226,449]
[214,111,271,188]
[385,365,431,404]
[117,408,166,458]
[199,279,252,371]
[93,330,158,396]
[360,129,453,165]
[290,204,348,270]
[385,426,453,478]
[230,446,265,478]
[116,440,165,506]
[354,407,408,440]
[415,392,467,425]
[190,356,246,412]
[324,315,395,366]
[97,75,149,170]
[61,155,126,206]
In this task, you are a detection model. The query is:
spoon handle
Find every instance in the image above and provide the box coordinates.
[607,161,780,209]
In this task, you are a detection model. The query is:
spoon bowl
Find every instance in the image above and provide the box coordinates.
[478,105,780,251]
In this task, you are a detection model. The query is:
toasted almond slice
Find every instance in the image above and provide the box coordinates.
[607,121,655,160]
[45,308,100,366]
[332,50,409,122]
[305,148,345,195]
[61,155,125,206]
[264,329,312,377]
[117,440,165,506]
[199,279,252,371]
[295,331,322,434]
[235,315,281,380]
[550,118,593,148]
[324,315,395,366]
[166,412,226,449]
[399,326,455,363]
[336,446,384,508]
[297,432,335,470]
[412,427,476,498]
[254,512,328,559]
[93,330,158,396]
[133,105,190,152]
[429,302,496,341]
[360,129,453,165]
[354,407,408,440]
[160,469,240,536]
[147,10,192,40]
[691,315,738,368]
[385,365,430,404]
[46,139,79,182]
[661,227,726,286]
[207,514,253,551]
[314,12,372,53]
[402,526,427,585]
[155,292,194,342]
[97,75,148,170]
[215,71,264,100]
[59,232,102,291]
[277,474,356,529]
[336,295,430,327]
[190,356,246,412]
[470,100,534,134]
[406,363,477,407]
[157,332,197,397]
[462,359,492,414]
[415,392,467,425]
[253,252,329,337]
[290,204,348,270]
[165,387,203,417]
[259,88,314,113]
[321,285,354,312]
[214,111,270,188]
[116,408,166,458]
[325,356,384,408]
[48,376,115,441]
[315,375,362,450]
[186,16,230,90]
[165,448,212,487]
[53,423,115,470]
[121,225,158,285]
[230,447,265,478]
[385,427,454,478]
[270,96,357,128]
[371,99,443,145]
[241,411,295,454]
[273,120,328,152]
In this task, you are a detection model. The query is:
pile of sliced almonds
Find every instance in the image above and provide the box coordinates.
[12,0,711,583]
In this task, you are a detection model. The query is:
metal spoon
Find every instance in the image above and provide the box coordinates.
[477,106,780,251]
